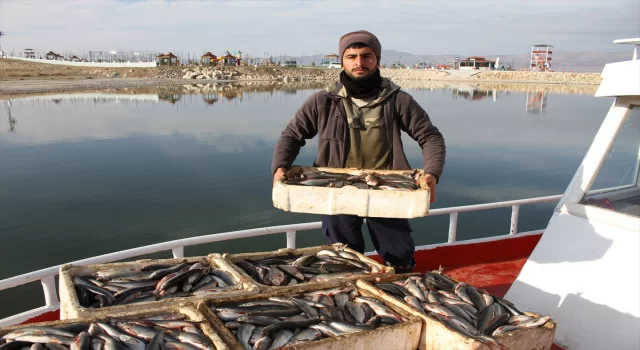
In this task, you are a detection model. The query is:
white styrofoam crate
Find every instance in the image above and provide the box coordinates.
[272,166,431,218]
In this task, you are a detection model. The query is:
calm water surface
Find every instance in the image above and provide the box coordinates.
[0,83,613,316]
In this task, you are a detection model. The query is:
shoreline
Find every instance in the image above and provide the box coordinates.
[0,58,602,97]
[0,76,600,98]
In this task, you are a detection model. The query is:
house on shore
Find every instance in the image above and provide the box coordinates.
[321,54,339,67]
[454,56,496,70]
[201,52,217,66]
[156,52,179,66]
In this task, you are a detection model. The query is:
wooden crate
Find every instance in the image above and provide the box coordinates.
[272,165,431,218]
[196,281,423,350]
[0,303,229,350]
[59,255,260,319]
[357,275,557,350]
[216,243,394,294]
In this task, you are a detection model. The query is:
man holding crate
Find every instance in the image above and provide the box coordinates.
[271,30,446,273]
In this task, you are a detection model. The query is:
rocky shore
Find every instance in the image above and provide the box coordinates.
[156,66,602,85]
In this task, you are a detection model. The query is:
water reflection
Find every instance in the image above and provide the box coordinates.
[0,82,606,150]
[4,101,16,132]
[526,91,548,115]
[0,84,613,318]
[1,80,596,109]
[449,85,497,102]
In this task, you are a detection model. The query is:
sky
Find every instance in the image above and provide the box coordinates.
[0,0,639,58]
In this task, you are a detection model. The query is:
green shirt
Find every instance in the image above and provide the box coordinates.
[339,87,391,170]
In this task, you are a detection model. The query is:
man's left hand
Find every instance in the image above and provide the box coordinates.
[421,174,437,203]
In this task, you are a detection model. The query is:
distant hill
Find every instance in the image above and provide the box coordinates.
[295,50,631,72]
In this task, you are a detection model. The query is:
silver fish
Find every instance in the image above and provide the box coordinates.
[337,251,360,260]
[309,272,358,282]
[96,323,145,350]
[3,327,76,340]
[444,304,475,326]
[162,342,201,350]
[285,328,321,344]
[404,296,426,314]
[334,292,350,309]
[422,303,458,317]
[329,322,375,334]
[96,334,119,350]
[354,297,405,322]
[174,331,214,350]
[309,323,344,337]
[427,291,440,304]
[306,285,355,297]
[235,316,281,326]
[482,293,494,306]
[70,331,90,350]
[268,329,294,349]
[454,282,475,306]
[12,335,73,346]
[237,323,255,350]
[405,279,426,302]
[515,315,551,328]
[253,335,273,350]
[508,315,533,324]
[315,250,339,257]
[345,301,366,323]
[115,321,157,341]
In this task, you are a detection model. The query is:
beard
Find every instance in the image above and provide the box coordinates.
[345,66,376,81]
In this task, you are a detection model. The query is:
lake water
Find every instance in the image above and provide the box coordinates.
[0,82,612,317]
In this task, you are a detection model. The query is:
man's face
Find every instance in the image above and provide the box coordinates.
[342,46,378,80]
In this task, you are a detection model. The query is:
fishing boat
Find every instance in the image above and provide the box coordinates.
[1,38,638,350]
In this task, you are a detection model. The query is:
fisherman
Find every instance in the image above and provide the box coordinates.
[271,30,446,273]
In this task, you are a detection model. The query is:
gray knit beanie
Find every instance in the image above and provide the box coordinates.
[339,30,382,62]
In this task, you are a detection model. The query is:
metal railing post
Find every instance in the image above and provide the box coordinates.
[41,276,59,307]
[172,247,184,258]
[448,213,458,243]
[510,205,520,235]
[286,231,296,249]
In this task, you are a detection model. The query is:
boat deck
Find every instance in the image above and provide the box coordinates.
[14,232,567,349]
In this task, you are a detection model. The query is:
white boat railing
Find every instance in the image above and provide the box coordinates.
[0,194,562,326]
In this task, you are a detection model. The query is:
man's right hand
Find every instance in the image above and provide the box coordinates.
[273,167,286,185]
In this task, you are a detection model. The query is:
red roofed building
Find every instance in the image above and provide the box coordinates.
[454,56,496,71]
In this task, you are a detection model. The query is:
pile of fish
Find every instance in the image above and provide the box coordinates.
[211,284,407,350]
[374,271,552,348]
[282,169,422,191]
[233,247,380,287]
[0,313,216,350]
[73,259,241,308]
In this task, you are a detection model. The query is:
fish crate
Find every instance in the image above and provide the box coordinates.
[196,281,423,350]
[58,255,261,320]
[272,165,431,218]
[358,274,557,350]
[0,303,229,350]
[216,243,394,294]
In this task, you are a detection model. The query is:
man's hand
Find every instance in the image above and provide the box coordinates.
[421,174,437,203]
[273,167,286,186]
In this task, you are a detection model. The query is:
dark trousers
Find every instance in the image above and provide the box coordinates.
[321,214,416,272]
